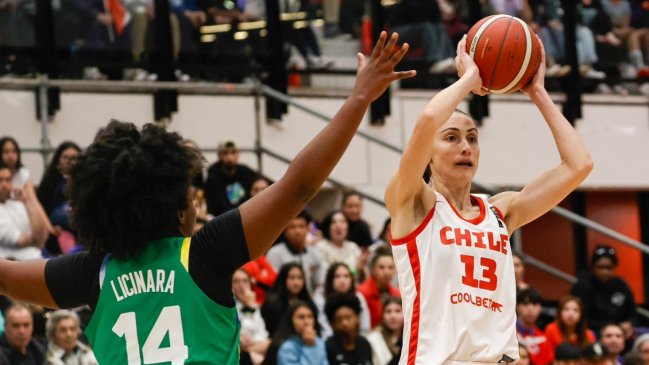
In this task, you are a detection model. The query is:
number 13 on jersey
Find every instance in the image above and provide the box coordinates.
[113,305,189,365]
[460,254,498,291]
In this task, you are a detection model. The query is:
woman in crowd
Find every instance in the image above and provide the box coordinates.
[261,262,318,337]
[45,310,98,365]
[263,301,327,365]
[314,262,370,338]
[544,295,596,361]
[366,296,404,365]
[314,210,362,274]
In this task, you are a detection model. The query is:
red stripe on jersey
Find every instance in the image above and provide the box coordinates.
[493,205,505,221]
[389,206,435,246]
[406,239,421,365]
[446,195,486,225]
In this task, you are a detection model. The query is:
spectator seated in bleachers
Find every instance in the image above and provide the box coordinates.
[314,262,370,339]
[366,296,403,365]
[357,245,399,330]
[544,295,596,363]
[516,288,552,365]
[324,292,373,365]
[261,263,319,338]
[0,303,46,364]
[600,323,626,365]
[0,163,48,261]
[263,301,327,365]
[314,210,362,276]
[266,211,323,294]
[45,310,98,365]
[232,268,270,365]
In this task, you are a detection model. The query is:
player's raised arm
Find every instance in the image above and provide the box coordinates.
[239,32,416,259]
[385,35,484,238]
[490,37,593,233]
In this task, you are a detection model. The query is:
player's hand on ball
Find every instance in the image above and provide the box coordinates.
[522,35,547,97]
[456,35,488,96]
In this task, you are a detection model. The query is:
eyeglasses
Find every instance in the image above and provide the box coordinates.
[596,247,616,256]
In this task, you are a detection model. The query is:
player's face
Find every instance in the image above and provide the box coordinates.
[0,168,12,203]
[286,267,305,296]
[332,307,359,336]
[372,256,396,289]
[1,140,18,169]
[4,308,33,351]
[430,114,479,185]
[382,302,404,332]
[592,257,615,283]
[179,187,198,236]
[560,300,581,327]
[342,195,362,222]
[329,212,348,244]
[284,217,309,250]
[53,318,79,352]
[332,266,352,293]
[292,306,314,335]
[600,326,625,355]
[232,270,251,299]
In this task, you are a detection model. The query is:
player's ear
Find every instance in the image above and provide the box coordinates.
[177,210,186,225]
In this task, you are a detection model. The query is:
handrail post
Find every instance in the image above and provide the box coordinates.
[253,76,263,174]
[38,74,52,169]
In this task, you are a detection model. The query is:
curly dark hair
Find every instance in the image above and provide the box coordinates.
[67,121,203,259]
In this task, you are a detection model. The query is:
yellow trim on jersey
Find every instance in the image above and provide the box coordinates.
[181,237,191,271]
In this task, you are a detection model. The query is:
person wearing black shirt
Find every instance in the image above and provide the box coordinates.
[570,245,637,334]
[204,140,259,217]
[325,293,373,365]
[341,192,373,248]
[0,304,46,365]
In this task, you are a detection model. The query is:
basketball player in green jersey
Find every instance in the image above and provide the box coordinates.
[0,32,415,365]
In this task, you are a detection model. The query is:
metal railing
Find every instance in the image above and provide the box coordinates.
[4,75,648,314]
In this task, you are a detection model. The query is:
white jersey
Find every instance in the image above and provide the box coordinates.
[390,192,518,365]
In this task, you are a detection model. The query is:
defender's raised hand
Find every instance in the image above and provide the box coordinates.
[353,31,417,103]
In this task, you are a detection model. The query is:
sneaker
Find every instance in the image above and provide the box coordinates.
[580,65,606,79]
[546,64,562,77]
[639,82,649,95]
[429,58,456,74]
[620,63,637,79]
[307,55,335,70]
[613,84,629,96]
[556,65,572,77]
[595,83,613,94]
[83,67,107,80]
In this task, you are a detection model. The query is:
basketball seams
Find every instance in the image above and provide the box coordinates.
[491,17,533,94]
[486,16,515,93]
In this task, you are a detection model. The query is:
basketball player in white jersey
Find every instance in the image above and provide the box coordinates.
[384,35,593,364]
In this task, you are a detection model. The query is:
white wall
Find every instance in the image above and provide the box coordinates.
[2,88,649,235]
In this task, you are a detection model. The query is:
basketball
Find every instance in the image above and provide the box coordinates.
[466,14,542,94]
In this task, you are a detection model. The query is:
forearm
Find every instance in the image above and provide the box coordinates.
[0,259,58,308]
[23,199,48,248]
[529,89,593,175]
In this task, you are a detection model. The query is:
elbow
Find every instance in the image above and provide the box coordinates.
[579,155,594,176]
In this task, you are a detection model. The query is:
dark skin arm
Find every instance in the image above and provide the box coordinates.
[240,32,416,259]
[0,32,415,308]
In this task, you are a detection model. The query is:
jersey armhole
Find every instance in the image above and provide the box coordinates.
[98,255,110,290]
[180,237,191,271]
[389,206,435,246]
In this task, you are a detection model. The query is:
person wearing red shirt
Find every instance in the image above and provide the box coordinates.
[545,295,596,362]
[357,245,400,329]
[242,256,277,304]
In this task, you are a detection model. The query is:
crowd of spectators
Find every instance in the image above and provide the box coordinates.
[2,132,649,365]
[2,0,649,92]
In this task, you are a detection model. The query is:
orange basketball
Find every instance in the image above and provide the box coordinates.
[466,14,542,94]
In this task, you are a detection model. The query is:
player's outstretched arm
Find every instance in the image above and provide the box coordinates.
[490,37,593,234]
[239,32,416,259]
[0,259,58,308]
[385,34,483,238]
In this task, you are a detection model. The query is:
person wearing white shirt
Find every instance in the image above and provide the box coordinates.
[0,164,47,260]
[314,210,362,277]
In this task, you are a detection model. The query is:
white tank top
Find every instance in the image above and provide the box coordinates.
[390,192,518,365]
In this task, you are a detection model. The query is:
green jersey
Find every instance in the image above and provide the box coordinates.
[85,237,240,365]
